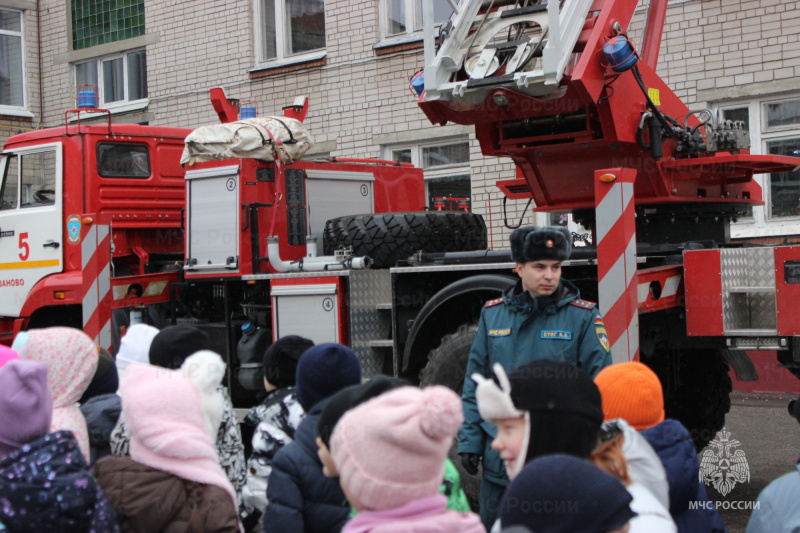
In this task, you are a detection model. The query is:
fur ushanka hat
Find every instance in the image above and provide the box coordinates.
[510,226,572,263]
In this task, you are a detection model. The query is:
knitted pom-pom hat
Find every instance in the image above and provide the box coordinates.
[331,385,462,511]
[594,361,665,431]
[0,359,52,459]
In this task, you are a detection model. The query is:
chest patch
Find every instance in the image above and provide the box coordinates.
[541,330,572,340]
[488,328,512,337]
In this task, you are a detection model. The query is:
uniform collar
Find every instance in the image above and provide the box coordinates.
[503,280,579,314]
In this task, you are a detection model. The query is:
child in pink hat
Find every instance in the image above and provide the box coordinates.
[330,385,485,533]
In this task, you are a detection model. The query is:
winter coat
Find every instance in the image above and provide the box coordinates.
[459,279,612,484]
[342,494,485,533]
[0,430,119,533]
[610,418,671,511]
[441,458,471,512]
[95,455,240,533]
[110,385,247,494]
[263,397,350,533]
[80,392,122,466]
[627,482,678,533]
[746,459,800,533]
[241,387,305,526]
[642,419,727,533]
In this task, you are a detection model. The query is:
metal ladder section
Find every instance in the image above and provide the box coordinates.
[423,0,593,104]
[348,270,395,378]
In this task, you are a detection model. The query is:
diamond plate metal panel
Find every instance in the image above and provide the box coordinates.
[721,248,777,333]
[348,269,393,378]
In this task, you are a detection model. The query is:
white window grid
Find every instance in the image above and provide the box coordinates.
[384,138,472,208]
[715,94,800,237]
[0,9,26,113]
[381,0,453,38]
[254,0,326,67]
[74,49,147,109]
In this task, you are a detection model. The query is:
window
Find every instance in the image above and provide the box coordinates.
[71,0,145,50]
[256,0,325,63]
[0,9,25,109]
[387,140,471,210]
[384,0,453,37]
[97,143,150,178]
[715,95,800,237]
[0,151,57,210]
[75,49,147,107]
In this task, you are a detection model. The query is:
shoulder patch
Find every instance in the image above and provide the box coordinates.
[569,299,597,310]
[484,297,504,308]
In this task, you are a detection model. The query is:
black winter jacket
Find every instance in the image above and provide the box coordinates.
[0,430,119,533]
[263,397,349,533]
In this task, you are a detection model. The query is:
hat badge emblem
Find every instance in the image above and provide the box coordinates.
[546,239,554,247]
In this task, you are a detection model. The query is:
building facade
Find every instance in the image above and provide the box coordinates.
[0,0,798,245]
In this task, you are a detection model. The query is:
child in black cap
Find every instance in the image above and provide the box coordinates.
[240,335,313,530]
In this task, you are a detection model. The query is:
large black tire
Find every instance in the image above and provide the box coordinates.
[323,211,487,268]
[419,322,480,511]
[643,348,732,452]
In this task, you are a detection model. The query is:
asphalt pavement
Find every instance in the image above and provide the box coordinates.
[703,391,800,532]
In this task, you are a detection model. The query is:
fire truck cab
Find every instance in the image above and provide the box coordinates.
[0,118,189,346]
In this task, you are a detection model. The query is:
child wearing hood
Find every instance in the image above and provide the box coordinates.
[18,326,99,463]
[0,359,119,532]
[110,324,247,494]
[473,359,675,533]
[330,385,485,533]
[94,353,241,532]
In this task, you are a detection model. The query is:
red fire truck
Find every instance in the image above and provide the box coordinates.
[1,0,798,459]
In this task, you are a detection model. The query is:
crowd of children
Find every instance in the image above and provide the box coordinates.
[0,324,796,532]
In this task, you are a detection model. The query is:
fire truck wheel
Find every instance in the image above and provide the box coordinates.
[419,322,480,511]
[323,212,488,269]
[646,348,732,452]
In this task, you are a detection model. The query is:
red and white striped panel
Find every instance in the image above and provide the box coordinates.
[80,222,113,351]
[637,265,683,313]
[595,168,639,363]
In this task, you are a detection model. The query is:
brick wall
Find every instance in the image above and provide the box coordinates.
[16,0,800,245]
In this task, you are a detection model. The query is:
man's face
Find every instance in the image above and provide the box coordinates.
[516,260,562,297]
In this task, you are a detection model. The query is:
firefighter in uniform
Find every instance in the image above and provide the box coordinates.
[458,225,613,529]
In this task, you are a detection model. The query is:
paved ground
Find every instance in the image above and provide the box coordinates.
[705,391,800,532]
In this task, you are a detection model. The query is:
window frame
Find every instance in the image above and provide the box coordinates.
[383,138,472,210]
[714,94,800,237]
[253,0,327,68]
[0,8,28,116]
[381,0,454,39]
[73,48,148,111]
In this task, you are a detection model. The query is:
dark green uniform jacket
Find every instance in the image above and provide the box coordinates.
[458,278,612,485]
